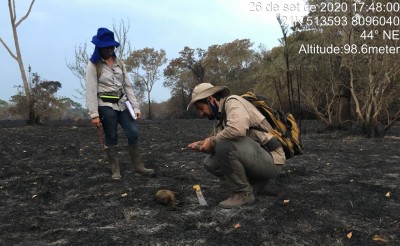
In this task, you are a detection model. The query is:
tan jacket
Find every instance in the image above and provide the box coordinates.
[210,95,286,165]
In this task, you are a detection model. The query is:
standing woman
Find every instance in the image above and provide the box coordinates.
[85,27,154,179]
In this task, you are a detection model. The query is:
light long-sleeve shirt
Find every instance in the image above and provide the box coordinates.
[85,59,141,119]
[211,95,286,165]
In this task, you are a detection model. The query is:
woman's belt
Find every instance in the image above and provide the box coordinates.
[98,91,124,103]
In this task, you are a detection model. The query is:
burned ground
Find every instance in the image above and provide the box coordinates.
[0,119,399,246]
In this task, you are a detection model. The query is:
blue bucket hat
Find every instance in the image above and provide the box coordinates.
[91,27,120,48]
[90,27,120,63]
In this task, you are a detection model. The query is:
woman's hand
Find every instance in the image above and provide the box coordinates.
[91,117,101,128]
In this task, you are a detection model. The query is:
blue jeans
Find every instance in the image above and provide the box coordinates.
[98,106,139,147]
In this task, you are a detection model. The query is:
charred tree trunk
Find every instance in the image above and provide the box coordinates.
[147,91,152,120]
[337,86,352,129]
[336,65,352,129]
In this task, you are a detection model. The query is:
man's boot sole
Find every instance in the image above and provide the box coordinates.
[218,197,255,209]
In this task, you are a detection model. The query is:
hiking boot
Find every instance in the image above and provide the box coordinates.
[252,179,269,196]
[218,192,255,209]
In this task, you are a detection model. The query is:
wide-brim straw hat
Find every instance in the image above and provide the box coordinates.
[187,83,230,110]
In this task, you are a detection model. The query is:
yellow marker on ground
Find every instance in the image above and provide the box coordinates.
[193,185,207,206]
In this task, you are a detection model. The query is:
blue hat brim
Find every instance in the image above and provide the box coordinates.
[91,37,120,48]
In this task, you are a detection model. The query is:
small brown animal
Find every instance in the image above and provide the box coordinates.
[154,189,178,208]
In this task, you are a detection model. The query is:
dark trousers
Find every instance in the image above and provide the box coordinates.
[204,137,282,193]
[98,106,139,147]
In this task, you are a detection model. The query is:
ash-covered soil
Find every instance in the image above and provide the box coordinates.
[0,119,399,246]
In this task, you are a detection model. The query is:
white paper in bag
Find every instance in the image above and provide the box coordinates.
[125,101,137,119]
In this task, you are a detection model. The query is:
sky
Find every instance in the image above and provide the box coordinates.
[0,0,308,106]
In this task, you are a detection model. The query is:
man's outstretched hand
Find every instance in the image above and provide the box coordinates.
[188,138,212,153]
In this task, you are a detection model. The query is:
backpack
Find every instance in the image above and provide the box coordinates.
[221,91,303,159]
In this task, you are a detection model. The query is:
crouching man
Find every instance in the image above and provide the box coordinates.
[187,83,285,209]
